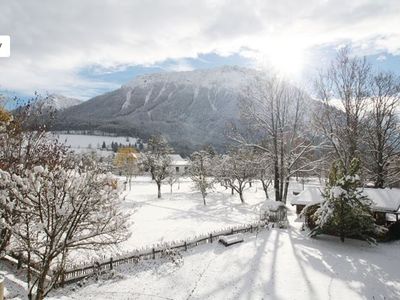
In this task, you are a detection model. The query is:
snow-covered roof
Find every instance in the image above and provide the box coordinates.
[290,188,324,206]
[261,200,288,212]
[291,187,400,213]
[168,154,189,166]
[363,188,400,213]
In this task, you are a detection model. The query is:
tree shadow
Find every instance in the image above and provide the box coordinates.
[287,228,400,299]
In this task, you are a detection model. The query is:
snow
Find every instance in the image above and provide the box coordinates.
[35,94,82,110]
[44,207,400,300]
[168,154,189,166]
[331,186,346,198]
[362,188,400,213]
[116,177,265,251]
[3,178,400,299]
[219,233,244,246]
[123,66,264,91]
[261,200,287,212]
[291,187,400,213]
[291,187,324,206]
[49,133,138,158]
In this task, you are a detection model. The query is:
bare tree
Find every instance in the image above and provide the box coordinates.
[255,151,273,199]
[166,173,180,193]
[139,135,172,198]
[214,148,256,203]
[188,150,214,205]
[234,75,317,203]
[314,47,370,170]
[364,72,400,187]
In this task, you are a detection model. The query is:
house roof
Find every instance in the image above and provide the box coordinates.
[363,189,400,213]
[291,187,400,213]
[168,154,189,166]
[290,188,324,206]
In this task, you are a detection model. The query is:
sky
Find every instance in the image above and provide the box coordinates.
[1,0,400,100]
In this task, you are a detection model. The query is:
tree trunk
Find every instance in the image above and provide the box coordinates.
[0,228,11,253]
[35,261,51,300]
[283,178,290,204]
[231,188,234,195]
[239,189,245,203]
[202,194,207,206]
[157,182,161,198]
[340,196,345,242]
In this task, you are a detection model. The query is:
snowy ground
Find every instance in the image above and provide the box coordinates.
[3,177,399,299]
[120,177,268,249]
[47,209,400,300]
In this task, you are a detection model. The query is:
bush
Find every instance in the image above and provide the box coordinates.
[302,204,319,229]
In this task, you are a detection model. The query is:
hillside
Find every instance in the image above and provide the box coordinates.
[53,66,311,154]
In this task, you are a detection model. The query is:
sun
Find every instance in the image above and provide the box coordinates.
[268,47,305,76]
[256,41,307,78]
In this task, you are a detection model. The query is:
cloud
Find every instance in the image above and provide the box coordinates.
[1,0,400,98]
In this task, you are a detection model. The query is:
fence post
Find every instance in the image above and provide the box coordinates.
[210,234,213,243]
[59,267,65,288]
[152,248,155,259]
[110,257,113,270]
[184,242,187,251]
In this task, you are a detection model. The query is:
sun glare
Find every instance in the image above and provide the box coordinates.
[256,41,307,78]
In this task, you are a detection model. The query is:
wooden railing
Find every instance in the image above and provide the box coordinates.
[60,220,268,285]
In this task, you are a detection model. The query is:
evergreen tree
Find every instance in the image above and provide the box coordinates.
[102,141,106,149]
[310,158,379,243]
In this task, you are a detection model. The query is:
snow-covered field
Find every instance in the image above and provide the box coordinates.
[54,133,136,149]
[119,177,266,250]
[48,209,400,300]
[2,177,400,300]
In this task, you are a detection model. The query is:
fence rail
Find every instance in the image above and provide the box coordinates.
[59,220,268,285]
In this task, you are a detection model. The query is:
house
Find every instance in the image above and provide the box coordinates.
[291,187,400,226]
[168,154,189,175]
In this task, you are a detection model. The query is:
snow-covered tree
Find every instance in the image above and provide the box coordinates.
[0,158,129,300]
[165,173,180,193]
[188,150,214,205]
[214,148,257,203]
[235,75,317,203]
[310,158,378,243]
[139,135,172,198]
[0,104,60,254]
[364,72,400,188]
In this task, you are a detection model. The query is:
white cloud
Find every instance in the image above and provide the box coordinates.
[1,0,400,98]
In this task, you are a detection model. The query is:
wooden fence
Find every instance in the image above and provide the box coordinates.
[59,220,268,286]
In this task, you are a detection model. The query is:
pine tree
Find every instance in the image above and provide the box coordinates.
[310,158,378,243]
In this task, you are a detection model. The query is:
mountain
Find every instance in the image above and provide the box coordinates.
[53,66,312,154]
[35,94,83,110]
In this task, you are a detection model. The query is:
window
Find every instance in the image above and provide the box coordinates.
[175,167,179,172]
